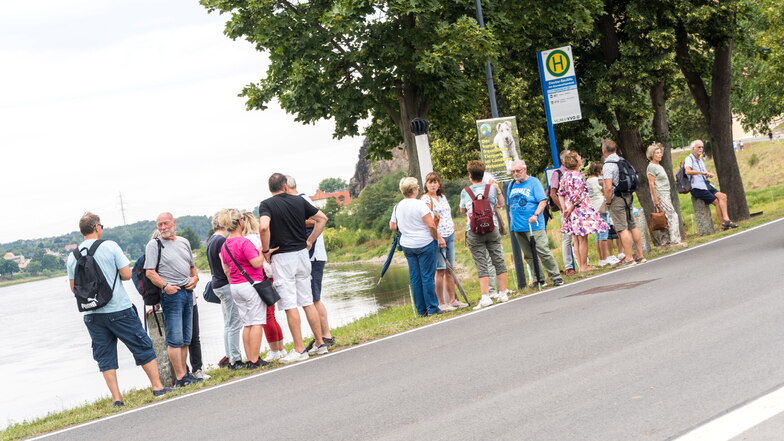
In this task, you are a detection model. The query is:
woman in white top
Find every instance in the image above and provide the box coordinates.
[586,162,618,266]
[420,172,467,311]
[390,177,444,317]
[646,144,687,247]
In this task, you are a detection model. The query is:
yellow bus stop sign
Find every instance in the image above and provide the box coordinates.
[545,50,571,78]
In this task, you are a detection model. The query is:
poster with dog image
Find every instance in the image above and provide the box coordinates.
[476,117,521,182]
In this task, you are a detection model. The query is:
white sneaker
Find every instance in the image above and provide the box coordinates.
[263,351,283,362]
[439,303,457,311]
[617,253,626,261]
[308,343,328,355]
[191,370,210,380]
[281,350,309,364]
[450,300,469,308]
[473,296,493,310]
[598,259,610,267]
[607,255,621,265]
[496,292,509,303]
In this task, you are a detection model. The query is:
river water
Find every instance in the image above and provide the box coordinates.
[0,264,411,429]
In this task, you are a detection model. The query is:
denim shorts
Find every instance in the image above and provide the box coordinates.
[83,306,156,372]
[160,288,193,348]
[436,233,455,270]
[691,186,718,204]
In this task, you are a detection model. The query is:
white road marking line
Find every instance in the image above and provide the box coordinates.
[27,217,784,439]
[673,385,784,441]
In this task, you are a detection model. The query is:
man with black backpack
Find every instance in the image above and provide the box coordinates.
[66,212,171,407]
[602,140,646,266]
[684,140,739,231]
[459,160,510,309]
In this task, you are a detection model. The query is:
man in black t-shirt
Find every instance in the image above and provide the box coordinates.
[259,173,328,364]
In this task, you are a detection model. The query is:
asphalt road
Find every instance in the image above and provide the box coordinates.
[39,219,784,441]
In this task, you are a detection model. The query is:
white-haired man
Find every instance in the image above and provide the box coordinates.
[285,175,336,353]
[507,160,564,287]
[684,140,739,230]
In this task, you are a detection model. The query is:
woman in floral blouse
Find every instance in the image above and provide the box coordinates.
[557,151,608,272]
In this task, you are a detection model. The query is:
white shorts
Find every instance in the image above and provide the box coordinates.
[270,249,313,311]
[230,282,267,326]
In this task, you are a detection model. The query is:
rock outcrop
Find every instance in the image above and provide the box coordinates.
[348,139,409,197]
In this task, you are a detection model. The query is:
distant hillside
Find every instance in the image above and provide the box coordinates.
[0,215,211,259]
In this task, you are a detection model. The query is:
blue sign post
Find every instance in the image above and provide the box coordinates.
[537,46,582,168]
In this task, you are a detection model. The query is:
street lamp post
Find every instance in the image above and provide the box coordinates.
[474,0,526,289]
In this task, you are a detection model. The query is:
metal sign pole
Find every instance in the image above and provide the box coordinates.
[537,50,560,168]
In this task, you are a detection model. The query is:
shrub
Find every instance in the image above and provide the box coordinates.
[748,154,759,167]
[354,229,374,246]
[322,228,345,252]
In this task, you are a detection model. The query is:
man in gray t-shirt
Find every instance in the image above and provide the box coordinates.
[144,212,200,387]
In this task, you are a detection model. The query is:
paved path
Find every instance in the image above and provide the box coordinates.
[38,220,784,441]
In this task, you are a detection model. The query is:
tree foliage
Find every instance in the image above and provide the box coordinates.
[178,227,202,250]
[200,0,499,180]
[0,259,19,277]
[0,216,212,260]
[318,177,348,193]
[731,0,784,133]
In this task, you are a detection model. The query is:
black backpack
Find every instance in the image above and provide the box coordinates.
[72,240,117,312]
[606,158,639,196]
[131,238,163,306]
[675,162,692,194]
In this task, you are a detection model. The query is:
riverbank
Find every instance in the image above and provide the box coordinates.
[0,273,65,288]
[5,197,784,440]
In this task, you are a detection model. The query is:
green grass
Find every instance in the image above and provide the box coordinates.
[4,141,784,440]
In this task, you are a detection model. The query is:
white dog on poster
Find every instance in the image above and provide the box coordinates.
[494,121,520,173]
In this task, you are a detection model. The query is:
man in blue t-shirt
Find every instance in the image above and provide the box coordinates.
[507,160,564,288]
[67,212,171,407]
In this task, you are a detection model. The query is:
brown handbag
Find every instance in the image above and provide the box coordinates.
[423,195,441,228]
[649,207,668,231]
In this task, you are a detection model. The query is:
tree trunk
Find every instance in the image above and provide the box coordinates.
[675,23,750,222]
[395,89,424,181]
[650,80,686,241]
[616,125,655,220]
[709,39,749,221]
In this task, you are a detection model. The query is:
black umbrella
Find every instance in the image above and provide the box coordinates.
[529,221,543,291]
[440,248,470,305]
[377,231,401,284]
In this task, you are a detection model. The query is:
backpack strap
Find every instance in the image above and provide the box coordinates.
[482,184,491,200]
[86,239,106,256]
[154,238,163,272]
[464,186,477,200]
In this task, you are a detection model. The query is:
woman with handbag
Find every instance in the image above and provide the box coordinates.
[390,177,444,317]
[557,151,608,273]
[646,143,687,247]
[420,172,467,311]
[241,211,286,362]
[218,209,268,369]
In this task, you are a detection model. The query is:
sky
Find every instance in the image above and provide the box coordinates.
[0,0,364,244]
